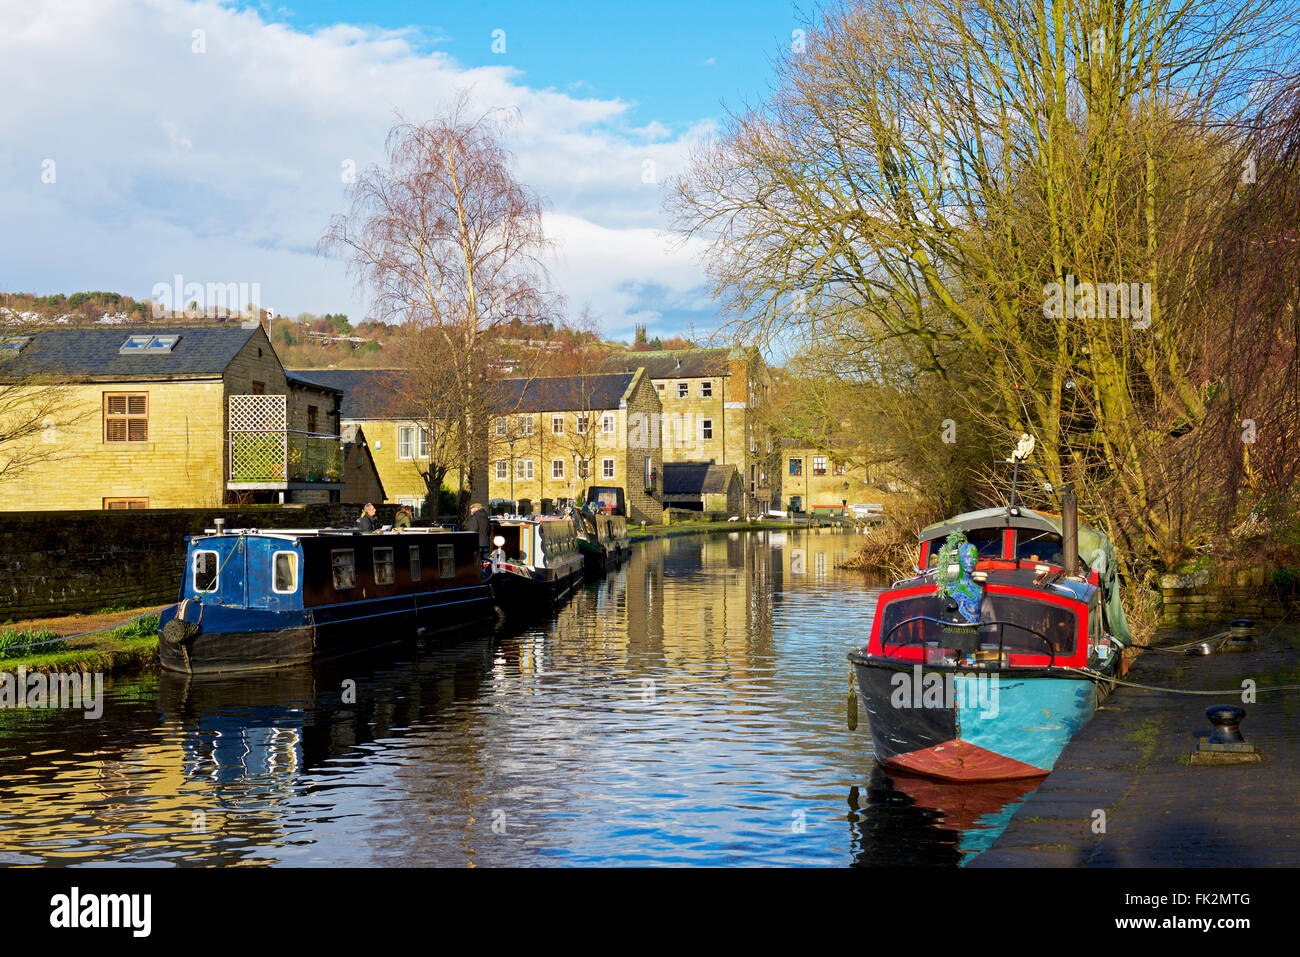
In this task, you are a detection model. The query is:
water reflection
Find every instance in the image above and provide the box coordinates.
[0,530,1035,866]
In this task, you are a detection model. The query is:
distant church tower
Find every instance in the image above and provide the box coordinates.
[634,323,647,345]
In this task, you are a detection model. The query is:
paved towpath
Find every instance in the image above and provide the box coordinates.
[969,621,1300,867]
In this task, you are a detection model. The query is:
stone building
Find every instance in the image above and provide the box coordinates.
[602,347,780,516]
[661,462,744,516]
[487,369,664,524]
[0,323,352,509]
[781,443,878,513]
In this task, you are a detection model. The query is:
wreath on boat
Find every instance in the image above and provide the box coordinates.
[933,530,984,624]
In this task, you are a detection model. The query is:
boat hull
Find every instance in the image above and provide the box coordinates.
[490,560,584,615]
[158,585,497,676]
[850,654,1112,782]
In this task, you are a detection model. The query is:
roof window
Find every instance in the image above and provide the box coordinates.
[120,334,180,354]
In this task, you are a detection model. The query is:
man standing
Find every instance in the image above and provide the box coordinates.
[356,502,377,532]
[465,502,491,556]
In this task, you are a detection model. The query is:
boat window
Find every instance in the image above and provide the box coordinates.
[272,551,298,593]
[438,544,456,579]
[194,550,219,592]
[373,547,395,585]
[879,593,1077,657]
[410,545,422,581]
[925,528,1004,566]
[331,549,356,590]
[1016,530,1065,565]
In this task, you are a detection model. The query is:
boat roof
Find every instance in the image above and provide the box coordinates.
[894,565,1099,606]
[921,506,1105,543]
[190,527,462,541]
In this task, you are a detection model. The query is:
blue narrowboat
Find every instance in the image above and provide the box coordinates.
[157,524,496,675]
[848,494,1130,781]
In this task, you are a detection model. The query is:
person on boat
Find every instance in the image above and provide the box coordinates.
[356,503,377,532]
[394,506,414,529]
[465,502,491,557]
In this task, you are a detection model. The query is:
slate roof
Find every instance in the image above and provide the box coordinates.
[602,348,732,379]
[286,370,343,395]
[0,325,261,381]
[287,369,405,419]
[293,369,641,420]
[494,373,636,413]
[662,461,740,496]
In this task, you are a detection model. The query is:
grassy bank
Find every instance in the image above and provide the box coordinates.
[0,612,161,676]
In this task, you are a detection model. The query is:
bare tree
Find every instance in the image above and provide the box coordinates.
[322,92,557,516]
[0,327,86,483]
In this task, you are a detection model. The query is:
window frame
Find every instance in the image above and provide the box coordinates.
[700,380,713,397]
[516,458,534,480]
[495,460,508,480]
[701,418,713,441]
[397,425,415,460]
[372,546,396,585]
[602,457,616,479]
[272,550,299,594]
[409,545,422,581]
[193,550,219,593]
[552,458,565,479]
[601,413,616,434]
[552,414,564,434]
[331,549,357,590]
[104,497,148,510]
[676,382,688,398]
[790,457,803,477]
[104,392,149,443]
[813,456,827,476]
[437,543,456,579]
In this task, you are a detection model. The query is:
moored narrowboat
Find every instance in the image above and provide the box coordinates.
[157,525,496,675]
[575,510,631,574]
[848,492,1128,782]
[488,516,585,614]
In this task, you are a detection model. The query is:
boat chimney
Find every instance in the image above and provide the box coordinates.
[214,518,226,536]
[1061,484,1079,577]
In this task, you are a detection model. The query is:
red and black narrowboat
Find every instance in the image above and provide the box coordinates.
[488,516,585,613]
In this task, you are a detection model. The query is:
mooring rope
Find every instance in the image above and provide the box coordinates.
[1065,667,1300,695]
[0,606,173,654]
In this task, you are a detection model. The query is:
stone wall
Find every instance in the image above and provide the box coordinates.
[0,503,402,621]
[1159,567,1293,625]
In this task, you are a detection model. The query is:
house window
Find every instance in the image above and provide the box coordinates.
[602,413,615,434]
[517,416,534,435]
[373,547,395,585]
[790,457,803,476]
[307,405,318,434]
[677,382,688,398]
[576,413,590,434]
[552,459,565,479]
[104,498,148,509]
[655,382,664,393]
[701,380,713,397]
[417,427,429,459]
[398,496,423,517]
[495,417,507,436]
[602,457,615,479]
[438,543,456,579]
[833,461,847,476]
[104,393,148,442]
[409,545,422,581]
[496,460,508,480]
[398,426,415,459]
[578,458,591,479]
[814,456,827,476]
[272,551,298,594]
[193,550,219,593]
[701,418,713,440]
[331,549,356,590]
[552,414,564,434]
[516,459,534,480]
[251,381,266,395]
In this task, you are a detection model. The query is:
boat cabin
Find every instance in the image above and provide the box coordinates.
[489,517,579,569]
[184,527,484,610]
[917,507,1099,584]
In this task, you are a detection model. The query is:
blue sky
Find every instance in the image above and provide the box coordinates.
[0,0,808,344]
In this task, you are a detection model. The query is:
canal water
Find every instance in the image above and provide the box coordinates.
[0,530,1039,867]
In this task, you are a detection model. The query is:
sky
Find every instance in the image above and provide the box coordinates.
[0,0,808,343]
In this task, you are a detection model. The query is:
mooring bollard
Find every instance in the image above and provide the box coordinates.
[1205,704,1247,745]
[1190,704,1260,764]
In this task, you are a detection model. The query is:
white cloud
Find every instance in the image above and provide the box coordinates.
[0,0,716,336]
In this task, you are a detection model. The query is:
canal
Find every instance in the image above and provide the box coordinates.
[0,529,1039,866]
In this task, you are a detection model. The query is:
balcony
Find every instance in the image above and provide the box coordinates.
[228,429,344,491]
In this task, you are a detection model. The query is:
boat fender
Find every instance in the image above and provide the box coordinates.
[161,618,201,649]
